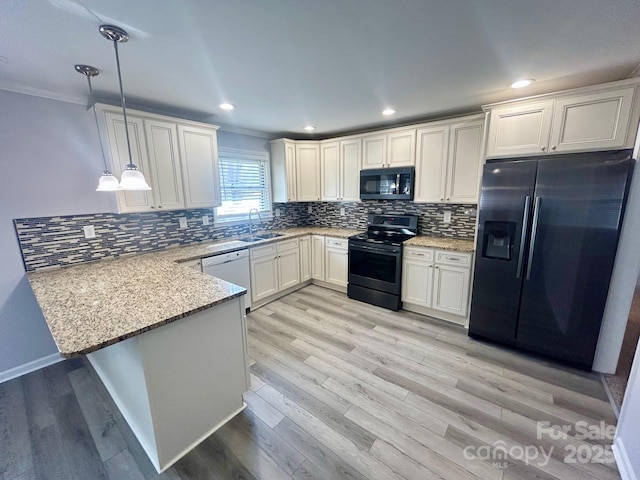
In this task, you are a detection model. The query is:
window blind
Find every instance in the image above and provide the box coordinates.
[217,156,271,220]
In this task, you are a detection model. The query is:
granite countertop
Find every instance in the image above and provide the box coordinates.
[27,225,472,358]
[27,254,246,358]
[158,226,364,264]
[405,236,475,253]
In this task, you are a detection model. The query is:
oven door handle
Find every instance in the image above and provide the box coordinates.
[349,244,400,255]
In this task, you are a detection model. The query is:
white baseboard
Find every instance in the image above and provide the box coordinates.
[0,353,63,384]
[614,437,638,480]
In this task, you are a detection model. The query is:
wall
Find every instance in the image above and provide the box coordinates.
[0,90,112,376]
[594,133,640,373]
[0,89,276,379]
[614,340,640,480]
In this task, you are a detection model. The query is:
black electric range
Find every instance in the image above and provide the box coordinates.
[347,214,418,310]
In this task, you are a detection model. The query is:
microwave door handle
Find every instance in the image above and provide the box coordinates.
[516,195,532,279]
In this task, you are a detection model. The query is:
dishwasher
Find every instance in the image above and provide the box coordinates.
[202,249,252,310]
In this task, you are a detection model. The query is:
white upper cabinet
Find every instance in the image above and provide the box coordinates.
[414,125,449,203]
[446,119,484,203]
[361,134,386,169]
[144,119,185,211]
[177,125,221,208]
[295,143,321,201]
[322,138,361,201]
[103,112,154,213]
[485,100,554,157]
[271,139,297,202]
[549,87,636,153]
[361,129,416,169]
[387,129,416,167]
[485,81,640,158]
[414,116,484,204]
[321,141,340,201]
[339,138,361,201]
[98,104,221,214]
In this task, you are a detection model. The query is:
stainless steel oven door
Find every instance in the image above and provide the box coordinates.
[348,243,402,294]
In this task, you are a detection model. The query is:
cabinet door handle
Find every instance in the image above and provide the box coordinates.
[446,198,450,201]
[540,146,546,151]
[551,145,557,151]
[445,256,460,261]
[150,206,155,209]
[435,266,440,269]
[158,205,162,208]
[440,198,444,201]
[411,253,425,257]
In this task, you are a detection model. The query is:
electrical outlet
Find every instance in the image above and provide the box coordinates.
[308,205,313,214]
[179,217,188,229]
[443,211,452,224]
[202,215,210,226]
[83,225,96,239]
[340,207,346,216]
[275,208,281,217]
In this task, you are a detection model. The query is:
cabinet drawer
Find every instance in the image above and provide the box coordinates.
[277,239,299,252]
[325,237,347,250]
[403,247,434,262]
[250,243,277,259]
[435,250,472,267]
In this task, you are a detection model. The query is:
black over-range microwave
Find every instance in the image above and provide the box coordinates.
[359,167,415,200]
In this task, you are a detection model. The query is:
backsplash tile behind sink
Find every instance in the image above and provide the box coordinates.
[15,203,308,272]
[15,200,474,272]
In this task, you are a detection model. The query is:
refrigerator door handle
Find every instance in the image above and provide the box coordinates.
[525,196,542,280]
[516,195,532,278]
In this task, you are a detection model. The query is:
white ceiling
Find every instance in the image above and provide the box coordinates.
[2,0,640,138]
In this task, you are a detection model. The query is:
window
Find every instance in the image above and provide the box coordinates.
[215,148,272,222]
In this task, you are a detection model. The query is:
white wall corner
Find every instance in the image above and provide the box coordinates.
[0,353,64,384]
[629,63,640,79]
[614,438,638,480]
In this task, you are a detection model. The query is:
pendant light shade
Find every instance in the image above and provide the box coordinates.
[75,64,121,192]
[120,166,152,190]
[96,172,121,191]
[99,25,152,191]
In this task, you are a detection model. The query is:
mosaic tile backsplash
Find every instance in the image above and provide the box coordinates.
[15,200,475,271]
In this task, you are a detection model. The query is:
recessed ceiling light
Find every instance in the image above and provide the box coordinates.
[382,108,396,116]
[219,103,235,110]
[304,125,316,131]
[509,79,535,89]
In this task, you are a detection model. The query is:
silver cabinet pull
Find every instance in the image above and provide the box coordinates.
[551,145,557,151]
[516,195,531,279]
[526,196,541,280]
[541,146,546,151]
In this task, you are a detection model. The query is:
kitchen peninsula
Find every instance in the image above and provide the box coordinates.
[27,251,250,473]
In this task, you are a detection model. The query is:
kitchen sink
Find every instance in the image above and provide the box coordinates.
[255,232,284,239]
[237,236,262,243]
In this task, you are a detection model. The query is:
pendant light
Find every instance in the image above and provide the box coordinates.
[75,64,121,191]
[99,25,151,191]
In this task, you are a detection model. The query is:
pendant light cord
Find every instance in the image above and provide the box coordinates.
[112,39,135,169]
[86,75,111,175]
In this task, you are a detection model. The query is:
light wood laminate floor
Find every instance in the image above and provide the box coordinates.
[0,285,618,480]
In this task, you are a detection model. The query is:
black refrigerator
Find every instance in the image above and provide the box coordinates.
[469,150,633,370]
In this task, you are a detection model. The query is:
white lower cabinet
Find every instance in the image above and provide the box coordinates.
[401,246,472,324]
[299,236,311,282]
[250,245,279,303]
[324,237,348,288]
[311,235,326,280]
[278,240,301,290]
[250,239,302,305]
[432,264,470,317]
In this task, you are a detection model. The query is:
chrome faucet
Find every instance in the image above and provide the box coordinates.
[248,208,262,238]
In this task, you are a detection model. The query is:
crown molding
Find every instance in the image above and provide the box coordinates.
[0,81,87,105]
[628,62,640,79]
[216,124,275,139]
